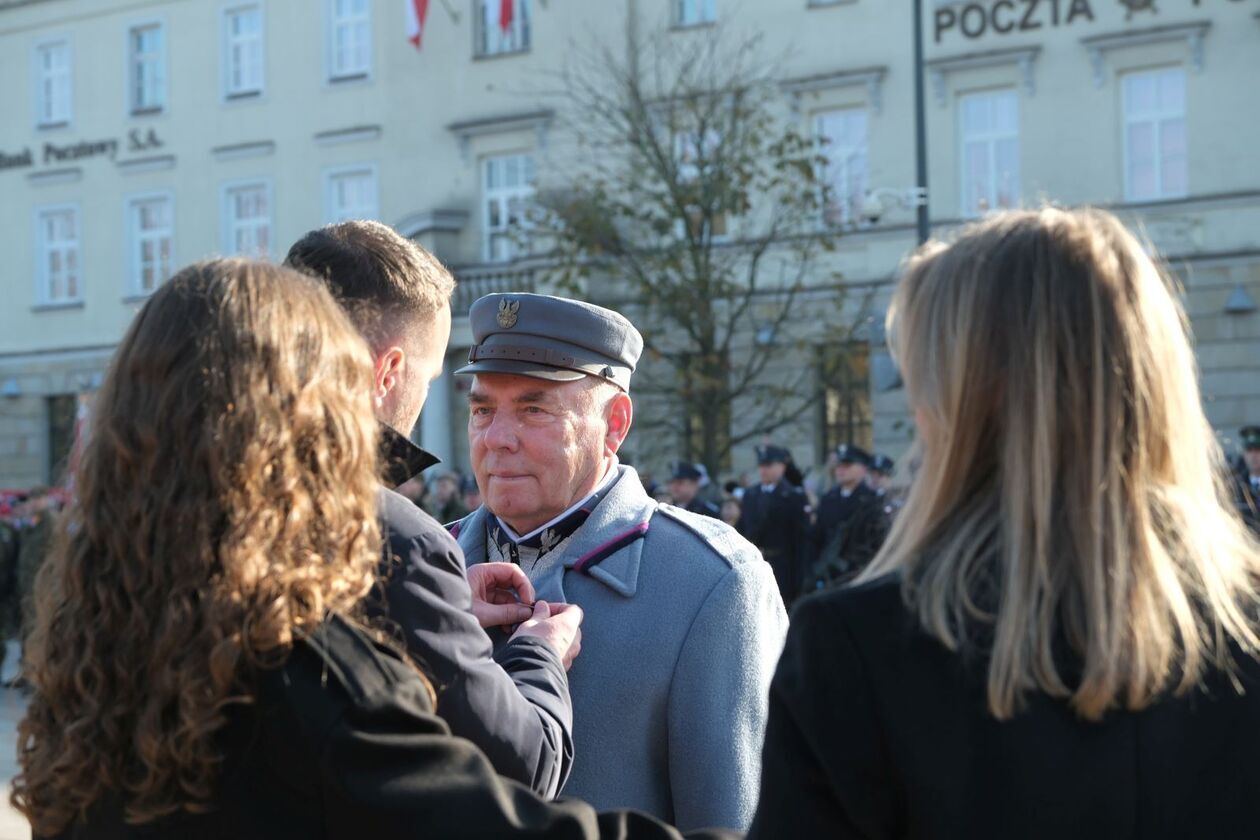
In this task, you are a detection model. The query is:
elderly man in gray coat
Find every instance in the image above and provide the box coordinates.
[449,292,788,832]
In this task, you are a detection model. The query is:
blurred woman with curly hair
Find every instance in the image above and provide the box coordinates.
[14,259,715,840]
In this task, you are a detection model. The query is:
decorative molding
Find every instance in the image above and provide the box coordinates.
[26,167,81,186]
[447,109,554,162]
[395,209,470,238]
[117,154,175,174]
[924,46,1040,106]
[313,125,382,146]
[211,140,275,161]
[1081,21,1211,88]
[779,66,888,115]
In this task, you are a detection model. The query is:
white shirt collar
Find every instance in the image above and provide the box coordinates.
[498,460,619,543]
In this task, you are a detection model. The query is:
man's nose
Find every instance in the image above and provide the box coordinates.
[481,411,520,451]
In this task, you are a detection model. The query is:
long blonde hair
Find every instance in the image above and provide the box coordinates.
[13,259,383,833]
[862,207,1260,721]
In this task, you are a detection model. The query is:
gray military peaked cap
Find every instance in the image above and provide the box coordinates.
[454,292,644,392]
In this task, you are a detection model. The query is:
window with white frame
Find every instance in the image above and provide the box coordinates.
[328,0,371,80]
[129,23,166,113]
[223,183,271,258]
[675,129,729,240]
[127,195,173,296]
[476,0,531,57]
[1122,67,1187,202]
[325,166,378,223]
[482,153,536,262]
[677,0,716,26]
[35,206,80,305]
[816,108,869,226]
[958,89,1020,217]
[223,4,264,98]
[34,40,72,127]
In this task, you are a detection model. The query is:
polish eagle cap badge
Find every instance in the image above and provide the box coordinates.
[497,298,520,329]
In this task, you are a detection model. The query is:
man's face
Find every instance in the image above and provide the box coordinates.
[758,462,785,486]
[1245,447,1260,476]
[871,472,891,492]
[835,461,867,490]
[375,303,452,436]
[668,477,699,506]
[469,373,612,533]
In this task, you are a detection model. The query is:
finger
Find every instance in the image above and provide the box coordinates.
[487,589,519,605]
[479,603,536,627]
[480,563,536,602]
[531,599,551,620]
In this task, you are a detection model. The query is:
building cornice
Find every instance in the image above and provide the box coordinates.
[447,109,554,162]
[1081,21,1211,88]
[779,66,888,115]
[924,45,1041,105]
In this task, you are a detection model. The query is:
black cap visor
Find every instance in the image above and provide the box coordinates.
[454,358,589,382]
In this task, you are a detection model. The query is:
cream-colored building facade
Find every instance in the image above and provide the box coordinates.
[1,0,1258,488]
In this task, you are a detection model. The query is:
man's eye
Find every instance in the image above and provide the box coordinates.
[524,406,545,414]
[472,407,492,417]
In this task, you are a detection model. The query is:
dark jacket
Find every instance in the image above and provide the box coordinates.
[50,615,735,840]
[749,575,1260,840]
[1233,470,1260,535]
[372,486,574,798]
[810,483,889,585]
[736,480,810,606]
[682,497,721,519]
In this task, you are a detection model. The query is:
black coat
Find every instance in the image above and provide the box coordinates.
[371,487,574,798]
[50,615,736,839]
[749,575,1260,840]
[1234,470,1260,536]
[810,483,889,584]
[736,480,810,605]
[683,497,721,519]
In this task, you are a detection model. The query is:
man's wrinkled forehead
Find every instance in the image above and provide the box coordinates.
[468,372,589,405]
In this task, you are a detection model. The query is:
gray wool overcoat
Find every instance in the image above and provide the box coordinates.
[452,465,788,832]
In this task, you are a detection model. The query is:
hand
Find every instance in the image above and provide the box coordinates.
[467,562,536,630]
[512,601,584,670]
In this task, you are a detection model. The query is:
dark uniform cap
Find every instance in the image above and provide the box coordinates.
[1242,426,1260,450]
[455,292,644,392]
[870,454,895,475]
[669,461,703,482]
[756,445,792,465]
[835,444,873,467]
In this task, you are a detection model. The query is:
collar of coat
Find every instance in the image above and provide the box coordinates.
[451,464,653,599]
[379,423,440,489]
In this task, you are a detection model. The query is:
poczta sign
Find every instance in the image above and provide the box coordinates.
[935,0,1097,42]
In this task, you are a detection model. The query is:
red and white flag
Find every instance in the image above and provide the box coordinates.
[406,0,430,48]
[499,0,514,33]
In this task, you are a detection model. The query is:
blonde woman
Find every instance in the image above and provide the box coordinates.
[749,208,1260,839]
[14,260,730,840]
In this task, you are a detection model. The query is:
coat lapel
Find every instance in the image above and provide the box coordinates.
[557,465,655,599]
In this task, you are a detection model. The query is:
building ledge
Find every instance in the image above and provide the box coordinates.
[211,140,275,161]
[27,167,80,186]
[396,209,469,238]
[117,154,174,174]
[925,45,1040,105]
[447,109,553,161]
[30,301,84,313]
[1081,21,1211,87]
[780,66,888,114]
[314,125,381,146]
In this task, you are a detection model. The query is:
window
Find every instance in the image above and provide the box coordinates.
[958,89,1019,217]
[818,342,872,456]
[675,129,729,240]
[129,22,166,113]
[223,4,264,98]
[35,206,81,305]
[816,109,868,226]
[677,0,716,26]
[127,195,173,296]
[482,153,536,261]
[34,40,72,127]
[222,182,271,258]
[325,166,378,223]
[328,0,371,80]
[1123,67,1187,202]
[475,0,531,57]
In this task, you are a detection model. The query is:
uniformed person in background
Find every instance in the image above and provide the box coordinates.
[667,462,721,518]
[869,454,895,497]
[1235,425,1260,535]
[736,445,811,607]
[811,444,890,588]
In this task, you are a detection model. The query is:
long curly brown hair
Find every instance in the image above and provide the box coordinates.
[12,259,384,833]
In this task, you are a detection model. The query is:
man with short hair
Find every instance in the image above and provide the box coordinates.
[284,222,579,799]
[735,445,810,607]
[667,461,720,518]
[451,292,787,832]
[811,444,890,587]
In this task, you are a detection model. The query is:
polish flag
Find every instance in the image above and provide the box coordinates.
[499,0,514,32]
[406,0,430,48]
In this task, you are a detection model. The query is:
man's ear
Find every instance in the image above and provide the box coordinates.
[374,347,406,403]
[605,391,633,455]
